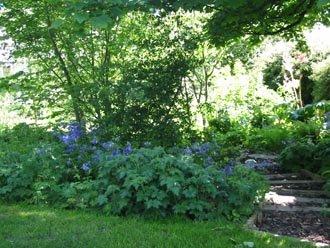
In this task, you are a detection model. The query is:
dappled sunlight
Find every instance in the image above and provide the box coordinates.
[16,210,57,218]
[265,191,297,206]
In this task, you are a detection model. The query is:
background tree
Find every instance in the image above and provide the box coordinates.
[0,1,202,145]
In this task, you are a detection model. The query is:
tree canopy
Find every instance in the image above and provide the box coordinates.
[2,0,329,46]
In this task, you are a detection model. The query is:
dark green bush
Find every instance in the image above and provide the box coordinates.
[262,55,284,91]
[279,137,330,173]
[279,138,315,172]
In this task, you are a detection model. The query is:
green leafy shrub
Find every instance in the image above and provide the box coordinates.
[290,121,319,140]
[279,138,316,172]
[0,142,67,202]
[0,123,55,155]
[279,137,330,173]
[313,139,330,174]
[87,147,268,220]
[246,126,289,153]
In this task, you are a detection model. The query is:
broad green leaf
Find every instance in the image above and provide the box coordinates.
[106,185,120,194]
[0,185,12,194]
[173,204,188,214]
[146,199,162,209]
[74,13,89,24]
[50,18,65,29]
[183,186,197,198]
[73,2,85,10]
[110,6,124,18]
[90,15,113,29]
[96,194,108,205]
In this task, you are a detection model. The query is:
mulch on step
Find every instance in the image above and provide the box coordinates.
[257,210,330,245]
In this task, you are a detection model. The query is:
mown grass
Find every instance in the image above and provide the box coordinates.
[0,203,321,248]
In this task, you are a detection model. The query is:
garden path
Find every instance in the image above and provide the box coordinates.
[241,153,330,246]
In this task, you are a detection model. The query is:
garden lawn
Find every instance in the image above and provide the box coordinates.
[0,204,320,248]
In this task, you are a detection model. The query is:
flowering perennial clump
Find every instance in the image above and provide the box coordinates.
[42,122,266,176]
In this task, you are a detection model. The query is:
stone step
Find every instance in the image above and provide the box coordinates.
[271,188,329,198]
[269,179,325,185]
[265,173,303,180]
[265,191,330,205]
[262,205,330,212]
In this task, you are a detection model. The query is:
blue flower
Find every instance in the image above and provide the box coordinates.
[39,149,45,155]
[124,142,132,155]
[81,161,91,170]
[201,142,211,152]
[114,149,121,155]
[91,139,98,144]
[245,159,256,169]
[59,134,71,144]
[223,166,233,175]
[54,122,85,144]
[144,141,151,147]
[82,145,89,151]
[107,154,115,159]
[206,156,215,163]
[92,155,99,161]
[182,147,193,155]
[192,143,201,153]
[102,142,114,150]
[66,144,78,154]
